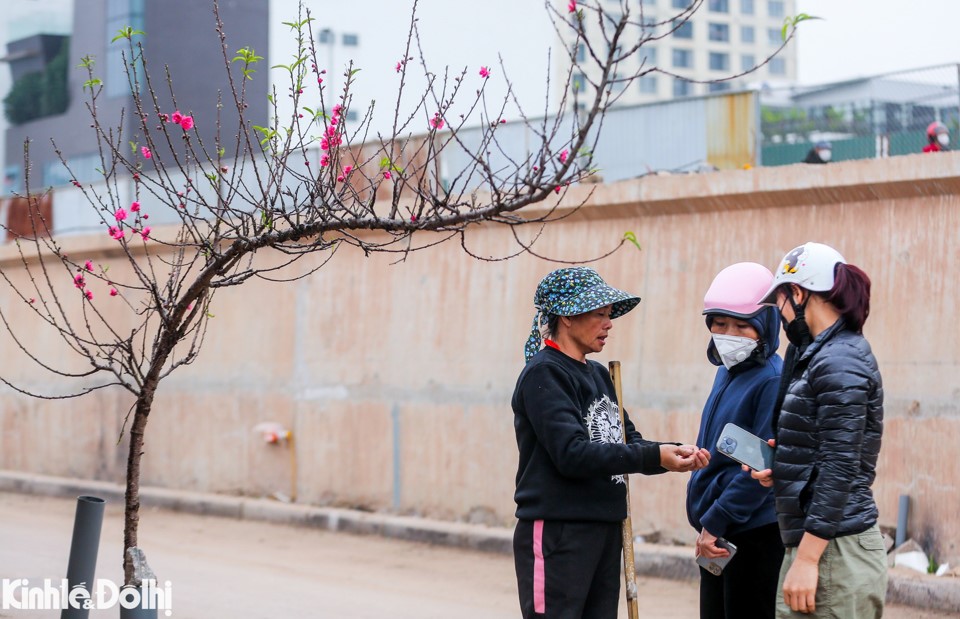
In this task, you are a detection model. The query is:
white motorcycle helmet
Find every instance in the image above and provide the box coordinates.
[760,242,846,305]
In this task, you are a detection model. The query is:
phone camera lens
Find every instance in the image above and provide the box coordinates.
[719,437,737,454]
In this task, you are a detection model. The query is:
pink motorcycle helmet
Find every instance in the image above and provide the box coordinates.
[703,262,775,320]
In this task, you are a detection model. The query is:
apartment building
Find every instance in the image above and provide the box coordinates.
[560,0,798,103]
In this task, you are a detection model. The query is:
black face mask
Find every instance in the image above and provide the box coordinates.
[780,294,812,348]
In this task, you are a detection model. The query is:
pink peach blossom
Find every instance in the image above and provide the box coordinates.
[141,146,152,159]
[140,227,151,240]
[179,116,194,131]
[559,150,569,164]
[130,201,140,212]
[109,288,118,297]
[383,171,392,180]
[115,207,128,221]
[73,273,86,289]
[84,260,94,272]
[84,290,93,301]
[108,226,125,240]
[171,111,183,124]
[479,66,490,79]
[568,0,577,13]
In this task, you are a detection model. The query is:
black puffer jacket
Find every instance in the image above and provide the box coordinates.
[773,319,884,547]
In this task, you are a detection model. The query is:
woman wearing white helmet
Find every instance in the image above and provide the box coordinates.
[686,262,784,619]
[751,242,885,618]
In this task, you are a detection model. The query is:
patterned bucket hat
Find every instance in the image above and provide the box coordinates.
[524,267,641,362]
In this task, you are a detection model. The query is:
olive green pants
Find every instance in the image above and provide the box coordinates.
[776,524,887,619]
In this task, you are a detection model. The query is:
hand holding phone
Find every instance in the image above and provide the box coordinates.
[696,537,738,576]
[716,423,775,472]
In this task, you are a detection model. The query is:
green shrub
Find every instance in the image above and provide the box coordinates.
[3,37,70,125]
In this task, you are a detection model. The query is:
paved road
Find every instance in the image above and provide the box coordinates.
[0,492,952,618]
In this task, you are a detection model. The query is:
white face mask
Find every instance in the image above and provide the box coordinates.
[711,334,759,370]
[937,133,950,147]
[819,149,832,162]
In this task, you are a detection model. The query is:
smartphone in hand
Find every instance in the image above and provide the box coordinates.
[696,537,738,576]
[716,423,775,472]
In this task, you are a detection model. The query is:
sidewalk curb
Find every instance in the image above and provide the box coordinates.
[1,470,957,613]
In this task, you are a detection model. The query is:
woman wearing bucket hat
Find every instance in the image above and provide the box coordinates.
[512,266,710,619]
[686,263,784,619]
[750,242,885,618]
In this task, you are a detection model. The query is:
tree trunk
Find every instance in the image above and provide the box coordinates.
[122,387,156,586]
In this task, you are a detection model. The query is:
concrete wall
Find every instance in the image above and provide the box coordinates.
[0,152,958,563]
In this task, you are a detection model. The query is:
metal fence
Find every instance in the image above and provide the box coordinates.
[759,64,960,166]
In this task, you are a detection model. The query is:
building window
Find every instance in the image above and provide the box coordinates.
[638,46,657,67]
[709,23,730,42]
[639,75,658,93]
[741,25,755,43]
[318,29,333,44]
[709,52,730,71]
[44,152,99,187]
[611,72,627,91]
[673,20,693,38]
[768,28,782,44]
[106,0,145,98]
[572,73,587,92]
[709,82,731,93]
[672,48,693,68]
[576,43,586,62]
[768,0,785,18]
[346,110,359,122]
[770,57,786,75]
[672,0,689,8]
[673,78,692,97]
[708,0,729,12]
[741,0,754,14]
[4,165,22,195]
[741,53,756,71]
[342,33,359,46]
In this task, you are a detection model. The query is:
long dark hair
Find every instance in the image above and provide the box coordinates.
[822,263,871,333]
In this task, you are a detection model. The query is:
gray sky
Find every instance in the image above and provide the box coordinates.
[795,0,960,83]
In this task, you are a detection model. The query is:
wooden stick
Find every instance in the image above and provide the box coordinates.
[609,360,640,619]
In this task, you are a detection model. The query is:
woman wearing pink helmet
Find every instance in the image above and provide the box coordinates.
[752,242,885,618]
[686,262,784,619]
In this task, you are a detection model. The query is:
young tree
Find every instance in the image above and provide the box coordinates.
[0,0,803,590]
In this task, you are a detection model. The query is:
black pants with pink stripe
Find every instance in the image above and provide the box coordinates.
[514,519,623,619]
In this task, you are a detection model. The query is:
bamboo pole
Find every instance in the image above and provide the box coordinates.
[608,360,640,619]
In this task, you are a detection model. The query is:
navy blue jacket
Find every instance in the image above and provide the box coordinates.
[686,306,782,538]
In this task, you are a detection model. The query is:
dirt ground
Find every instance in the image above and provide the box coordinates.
[0,492,953,618]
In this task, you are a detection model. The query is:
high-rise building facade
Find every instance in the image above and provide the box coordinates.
[2,0,269,195]
[559,0,798,104]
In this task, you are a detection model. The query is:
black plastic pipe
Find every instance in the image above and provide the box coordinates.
[61,495,105,619]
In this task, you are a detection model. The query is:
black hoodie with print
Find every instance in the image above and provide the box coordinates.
[512,346,665,522]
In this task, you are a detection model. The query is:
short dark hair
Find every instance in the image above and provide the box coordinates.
[545,314,561,339]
